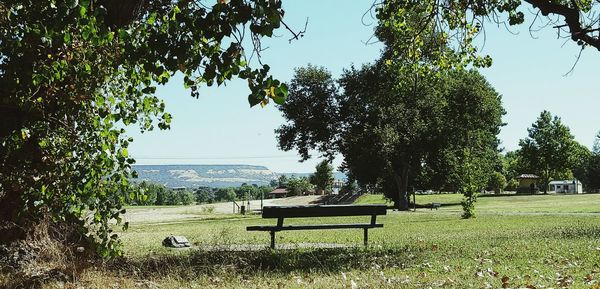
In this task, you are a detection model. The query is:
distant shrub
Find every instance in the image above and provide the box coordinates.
[195,188,215,204]
[506,178,519,191]
[215,188,236,202]
[201,206,215,214]
[487,172,507,194]
[180,190,196,205]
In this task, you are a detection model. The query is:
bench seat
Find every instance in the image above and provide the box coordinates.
[247,223,383,231]
[247,204,386,248]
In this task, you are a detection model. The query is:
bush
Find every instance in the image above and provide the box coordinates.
[125,182,163,205]
[201,206,215,214]
[506,178,519,191]
[195,188,215,204]
[179,191,196,205]
[215,188,236,202]
[487,172,507,194]
[287,177,314,196]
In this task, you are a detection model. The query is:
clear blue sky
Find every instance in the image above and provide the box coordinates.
[128,1,600,173]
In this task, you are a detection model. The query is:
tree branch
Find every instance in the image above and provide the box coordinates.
[525,0,600,50]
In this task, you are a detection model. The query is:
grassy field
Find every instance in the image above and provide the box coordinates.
[356,192,600,213]
[33,194,600,288]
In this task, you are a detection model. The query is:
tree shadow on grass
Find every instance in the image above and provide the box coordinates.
[108,246,423,279]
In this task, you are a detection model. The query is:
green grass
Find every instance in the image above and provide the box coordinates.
[110,212,600,288]
[52,194,600,288]
[355,193,600,213]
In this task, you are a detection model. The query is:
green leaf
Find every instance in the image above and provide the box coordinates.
[273,84,288,105]
[147,12,157,25]
[248,93,263,107]
[82,29,89,40]
[141,86,156,94]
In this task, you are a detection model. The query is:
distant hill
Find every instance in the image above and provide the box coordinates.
[280,172,347,181]
[133,164,278,188]
[132,165,347,188]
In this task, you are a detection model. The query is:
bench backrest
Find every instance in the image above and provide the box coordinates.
[261,204,387,218]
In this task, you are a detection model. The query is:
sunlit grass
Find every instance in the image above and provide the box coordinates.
[355,193,600,213]
[60,193,600,288]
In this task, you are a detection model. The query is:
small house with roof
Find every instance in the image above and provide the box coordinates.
[548,179,583,194]
[268,187,289,198]
[515,174,540,194]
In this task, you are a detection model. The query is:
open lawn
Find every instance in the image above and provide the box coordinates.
[27,194,600,288]
[356,193,600,213]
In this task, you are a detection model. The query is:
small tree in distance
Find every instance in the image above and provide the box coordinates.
[286,177,314,196]
[518,111,578,194]
[488,172,507,194]
[310,160,335,195]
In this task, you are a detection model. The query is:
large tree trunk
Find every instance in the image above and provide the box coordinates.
[0,188,28,244]
[393,165,410,211]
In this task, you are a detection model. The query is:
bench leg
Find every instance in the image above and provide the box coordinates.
[363,228,368,247]
[270,231,276,249]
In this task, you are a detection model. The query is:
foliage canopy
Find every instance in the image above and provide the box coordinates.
[277,64,504,212]
[518,111,580,193]
[0,0,288,256]
[375,0,600,74]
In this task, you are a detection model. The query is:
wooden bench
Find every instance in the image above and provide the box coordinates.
[431,202,441,210]
[247,204,387,249]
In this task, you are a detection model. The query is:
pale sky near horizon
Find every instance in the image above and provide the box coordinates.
[127,1,600,173]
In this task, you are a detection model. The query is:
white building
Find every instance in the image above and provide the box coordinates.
[548,179,583,194]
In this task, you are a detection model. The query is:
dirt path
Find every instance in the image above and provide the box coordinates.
[123,195,322,224]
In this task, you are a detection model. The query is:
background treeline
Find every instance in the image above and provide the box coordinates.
[489,111,600,194]
[122,182,274,206]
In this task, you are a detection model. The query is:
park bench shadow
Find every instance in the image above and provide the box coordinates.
[108,247,420,278]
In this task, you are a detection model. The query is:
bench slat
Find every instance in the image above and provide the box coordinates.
[247,223,383,231]
[261,204,387,218]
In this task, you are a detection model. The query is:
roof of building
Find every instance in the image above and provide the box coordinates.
[549,180,581,185]
[269,187,289,195]
[515,174,540,179]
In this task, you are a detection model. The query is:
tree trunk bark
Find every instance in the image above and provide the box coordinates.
[0,188,27,244]
[393,165,410,211]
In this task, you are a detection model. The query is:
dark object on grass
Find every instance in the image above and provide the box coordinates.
[431,203,441,210]
[162,236,191,248]
[247,204,387,249]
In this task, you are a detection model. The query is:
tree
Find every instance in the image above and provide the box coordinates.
[518,111,578,193]
[131,181,160,205]
[215,188,236,202]
[488,172,507,194]
[286,177,314,197]
[277,65,504,213]
[156,188,185,206]
[235,184,258,200]
[415,69,504,218]
[572,142,592,187]
[310,160,334,194]
[375,1,600,74]
[502,151,523,182]
[585,132,600,192]
[179,190,196,206]
[257,185,274,199]
[195,187,215,204]
[276,175,289,187]
[0,0,290,256]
